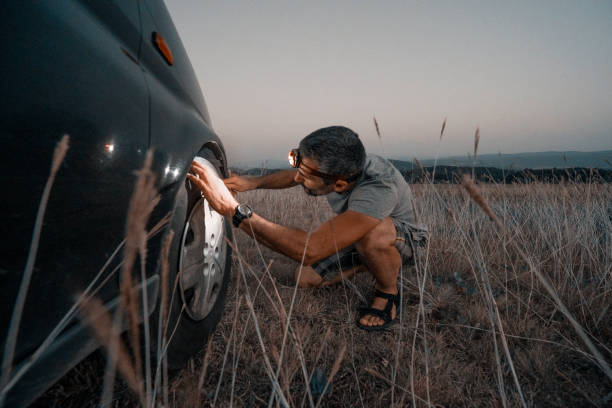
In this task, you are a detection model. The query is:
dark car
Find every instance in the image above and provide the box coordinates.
[0,0,232,405]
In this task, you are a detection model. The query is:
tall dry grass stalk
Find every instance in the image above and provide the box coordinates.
[197,338,214,392]
[373,115,381,139]
[314,342,346,408]
[461,175,503,229]
[364,367,432,406]
[156,229,174,408]
[473,127,480,159]
[233,239,293,408]
[120,150,160,406]
[373,115,385,155]
[99,303,123,407]
[472,127,481,180]
[430,117,448,184]
[78,296,145,406]
[242,291,290,407]
[1,135,69,402]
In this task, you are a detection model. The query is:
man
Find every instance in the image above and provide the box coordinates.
[187,126,423,330]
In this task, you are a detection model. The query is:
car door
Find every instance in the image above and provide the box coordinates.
[0,0,149,365]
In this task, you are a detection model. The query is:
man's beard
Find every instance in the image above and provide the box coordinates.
[301,184,325,196]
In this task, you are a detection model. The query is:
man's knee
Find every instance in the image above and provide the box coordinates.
[356,218,396,255]
[294,265,323,288]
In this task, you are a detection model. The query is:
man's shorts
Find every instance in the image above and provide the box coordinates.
[311,218,415,278]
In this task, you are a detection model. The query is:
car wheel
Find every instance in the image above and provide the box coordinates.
[153,152,232,371]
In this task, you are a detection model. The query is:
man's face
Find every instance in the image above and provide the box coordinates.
[293,156,336,196]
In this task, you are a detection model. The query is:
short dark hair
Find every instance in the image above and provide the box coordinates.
[298,126,366,183]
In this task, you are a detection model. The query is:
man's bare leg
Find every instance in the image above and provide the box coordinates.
[319,265,367,287]
[294,264,366,288]
[294,265,324,288]
[355,217,401,328]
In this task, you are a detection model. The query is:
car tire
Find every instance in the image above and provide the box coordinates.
[151,151,232,371]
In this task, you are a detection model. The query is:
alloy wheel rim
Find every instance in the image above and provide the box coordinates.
[178,161,227,321]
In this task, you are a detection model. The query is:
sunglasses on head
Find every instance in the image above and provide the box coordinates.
[288,148,362,183]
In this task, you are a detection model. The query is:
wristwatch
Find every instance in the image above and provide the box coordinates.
[232,203,253,227]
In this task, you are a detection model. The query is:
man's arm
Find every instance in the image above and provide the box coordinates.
[224,169,298,191]
[186,160,380,265]
[239,210,380,266]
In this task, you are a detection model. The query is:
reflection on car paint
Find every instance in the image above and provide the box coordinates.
[164,164,180,179]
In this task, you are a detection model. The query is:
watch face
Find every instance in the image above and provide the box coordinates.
[237,204,252,217]
[233,203,252,227]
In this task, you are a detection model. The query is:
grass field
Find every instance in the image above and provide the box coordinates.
[172,182,612,407]
[37,180,611,407]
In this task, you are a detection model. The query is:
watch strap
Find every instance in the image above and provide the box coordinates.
[232,204,252,227]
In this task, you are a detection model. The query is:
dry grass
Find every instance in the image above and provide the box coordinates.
[168,181,611,407]
[36,179,611,407]
[1,135,69,398]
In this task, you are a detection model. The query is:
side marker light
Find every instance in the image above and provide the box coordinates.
[152,32,174,66]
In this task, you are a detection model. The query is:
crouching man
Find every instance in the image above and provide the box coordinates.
[187,126,425,331]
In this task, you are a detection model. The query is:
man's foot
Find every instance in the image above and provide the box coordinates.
[295,265,366,288]
[319,265,366,287]
[356,289,399,331]
[294,265,324,288]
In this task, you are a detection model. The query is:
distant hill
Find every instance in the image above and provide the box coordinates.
[399,166,612,184]
[232,150,612,170]
[233,165,612,183]
[231,150,612,183]
[231,159,290,170]
[391,150,612,170]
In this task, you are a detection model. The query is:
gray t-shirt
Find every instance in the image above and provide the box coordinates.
[326,154,419,234]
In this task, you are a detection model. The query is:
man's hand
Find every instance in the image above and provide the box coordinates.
[224,173,258,192]
[187,161,239,218]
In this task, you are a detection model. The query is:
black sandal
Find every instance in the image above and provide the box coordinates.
[356,289,400,331]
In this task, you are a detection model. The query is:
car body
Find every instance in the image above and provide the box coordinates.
[0,1,232,405]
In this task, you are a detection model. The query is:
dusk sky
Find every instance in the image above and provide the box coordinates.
[165,0,612,164]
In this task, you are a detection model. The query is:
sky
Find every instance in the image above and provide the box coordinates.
[164,0,612,164]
